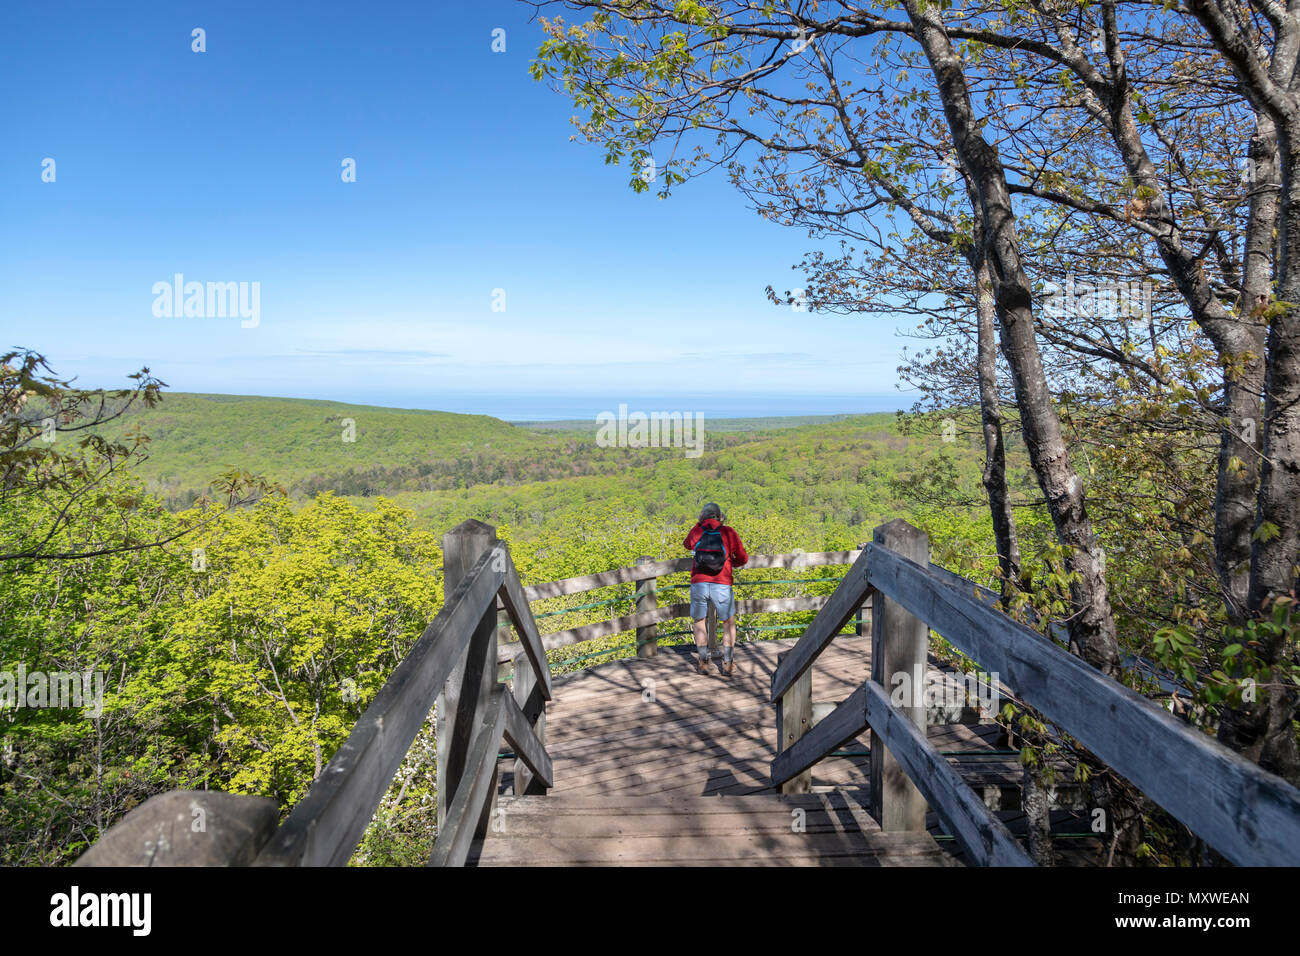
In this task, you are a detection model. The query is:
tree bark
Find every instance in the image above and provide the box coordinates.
[902,0,1121,675]
[1228,130,1300,784]
[1040,2,1268,621]
[1249,130,1300,613]
[1210,114,1275,617]
[1022,766,1054,866]
[972,243,1021,597]
[1183,0,1300,785]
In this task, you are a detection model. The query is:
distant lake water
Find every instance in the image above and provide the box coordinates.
[394,392,916,421]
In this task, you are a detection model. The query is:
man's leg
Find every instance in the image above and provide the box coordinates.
[693,617,712,671]
[721,618,738,672]
[689,583,712,671]
[720,586,738,672]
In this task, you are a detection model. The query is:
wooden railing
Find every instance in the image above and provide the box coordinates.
[81,516,1291,868]
[501,549,871,668]
[76,529,861,867]
[77,519,552,868]
[769,518,1300,867]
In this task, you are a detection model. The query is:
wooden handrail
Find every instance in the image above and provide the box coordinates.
[428,686,508,867]
[769,549,875,701]
[497,550,866,667]
[771,682,870,786]
[863,541,1300,867]
[255,542,508,866]
[501,689,554,788]
[495,544,552,700]
[859,679,1033,866]
[253,521,554,867]
[764,517,1300,867]
[511,647,548,796]
[82,522,554,868]
[423,522,550,866]
[521,550,862,601]
[496,594,838,664]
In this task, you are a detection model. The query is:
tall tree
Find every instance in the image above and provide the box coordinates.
[529,0,1120,670]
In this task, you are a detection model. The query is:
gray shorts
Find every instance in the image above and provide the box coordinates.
[690,582,735,620]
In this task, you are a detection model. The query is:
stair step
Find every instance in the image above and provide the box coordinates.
[472,832,954,866]
[471,793,955,867]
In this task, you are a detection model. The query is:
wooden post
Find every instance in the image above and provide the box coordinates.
[496,596,512,644]
[856,545,873,637]
[857,582,872,780]
[706,604,719,656]
[512,650,547,795]
[869,519,930,831]
[635,556,658,658]
[775,650,813,793]
[436,519,500,836]
[496,597,513,681]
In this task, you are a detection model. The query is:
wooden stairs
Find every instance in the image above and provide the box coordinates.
[471,792,954,866]
[470,636,1046,866]
[78,520,1300,867]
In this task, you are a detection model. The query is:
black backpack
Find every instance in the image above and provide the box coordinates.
[693,524,729,575]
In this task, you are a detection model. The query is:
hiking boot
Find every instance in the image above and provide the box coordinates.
[695,658,712,675]
[721,659,735,677]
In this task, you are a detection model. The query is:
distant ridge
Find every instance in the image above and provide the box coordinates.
[99,391,914,519]
[512,414,860,433]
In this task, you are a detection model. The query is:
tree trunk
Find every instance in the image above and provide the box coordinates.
[1208,114,1275,618]
[1062,3,1268,622]
[971,244,1021,598]
[1215,116,1295,781]
[1185,0,1300,789]
[1022,766,1054,866]
[1249,133,1300,616]
[903,0,1121,675]
[1223,131,1300,787]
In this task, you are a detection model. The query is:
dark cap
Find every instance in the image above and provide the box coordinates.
[700,502,722,521]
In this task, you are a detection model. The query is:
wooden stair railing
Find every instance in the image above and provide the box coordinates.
[77,519,551,867]
[76,516,1300,868]
[498,549,868,667]
[769,518,1300,867]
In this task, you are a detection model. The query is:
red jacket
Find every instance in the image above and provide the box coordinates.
[684,519,748,585]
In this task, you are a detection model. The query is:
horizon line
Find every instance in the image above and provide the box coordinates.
[141,388,920,422]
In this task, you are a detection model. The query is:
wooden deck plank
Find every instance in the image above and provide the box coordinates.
[474,636,998,865]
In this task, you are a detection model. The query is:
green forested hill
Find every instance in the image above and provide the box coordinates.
[107,393,544,503]
[110,392,999,556]
[4,387,1019,866]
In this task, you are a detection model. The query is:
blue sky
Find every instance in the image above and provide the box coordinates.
[1,0,919,420]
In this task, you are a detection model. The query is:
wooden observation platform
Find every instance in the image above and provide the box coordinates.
[79,519,1300,868]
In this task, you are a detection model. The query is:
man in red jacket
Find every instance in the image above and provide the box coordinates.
[683,502,748,676]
